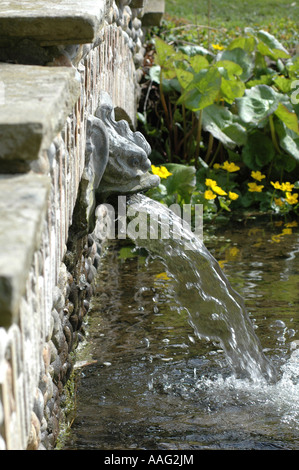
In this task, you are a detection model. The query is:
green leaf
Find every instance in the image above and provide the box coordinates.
[219,197,231,212]
[216,48,253,81]
[247,74,273,88]
[177,67,221,111]
[274,103,299,134]
[178,44,213,57]
[274,152,297,173]
[242,131,275,169]
[154,37,184,79]
[257,30,290,60]
[162,164,196,204]
[273,76,293,94]
[276,121,299,161]
[223,122,248,146]
[149,65,161,84]
[216,60,243,78]
[236,85,288,125]
[189,55,210,73]
[154,37,177,67]
[175,67,194,90]
[201,104,247,148]
[227,36,256,53]
[220,78,246,104]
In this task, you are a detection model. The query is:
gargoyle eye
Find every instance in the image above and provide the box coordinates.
[130,156,140,167]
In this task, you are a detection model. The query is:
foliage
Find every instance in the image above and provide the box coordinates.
[138,21,299,222]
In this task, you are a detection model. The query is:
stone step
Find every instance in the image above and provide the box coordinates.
[0,173,51,328]
[0,0,106,46]
[0,63,80,170]
[142,0,165,26]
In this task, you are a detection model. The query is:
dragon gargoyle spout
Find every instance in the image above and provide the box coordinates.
[93,92,160,201]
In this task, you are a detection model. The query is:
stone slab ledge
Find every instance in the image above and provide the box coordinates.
[0,173,51,328]
[0,63,80,168]
[0,0,107,46]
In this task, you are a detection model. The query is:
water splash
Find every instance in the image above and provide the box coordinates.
[126,194,277,383]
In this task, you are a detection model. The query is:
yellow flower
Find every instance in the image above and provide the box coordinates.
[204,189,217,200]
[281,182,295,192]
[228,191,239,200]
[151,165,172,179]
[155,272,171,281]
[282,228,292,235]
[271,181,283,190]
[222,161,240,172]
[212,44,224,50]
[218,260,227,269]
[285,221,298,228]
[248,182,264,192]
[212,185,227,196]
[251,171,266,182]
[205,178,217,188]
[213,163,221,169]
[285,192,298,205]
[229,247,240,257]
[205,178,227,196]
[274,197,284,207]
[271,234,282,243]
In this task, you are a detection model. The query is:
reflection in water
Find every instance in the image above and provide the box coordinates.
[64,216,299,450]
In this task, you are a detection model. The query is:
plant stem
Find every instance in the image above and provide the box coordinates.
[269,115,281,154]
[195,110,203,167]
[208,0,211,51]
[205,133,214,163]
[209,141,222,167]
[182,104,187,160]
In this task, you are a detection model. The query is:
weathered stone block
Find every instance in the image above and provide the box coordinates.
[130,0,145,8]
[142,0,165,26]
[0,64,80,167]
[0,174,50,327]
[0,0,107,46]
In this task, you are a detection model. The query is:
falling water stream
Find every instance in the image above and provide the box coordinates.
[63,195,299,450]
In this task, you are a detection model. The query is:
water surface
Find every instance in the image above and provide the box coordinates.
[64,218,299,450]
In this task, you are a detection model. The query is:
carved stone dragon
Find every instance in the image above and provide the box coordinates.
[73,91,159,237]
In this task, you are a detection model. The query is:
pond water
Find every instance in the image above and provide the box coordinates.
[63,218,299,450]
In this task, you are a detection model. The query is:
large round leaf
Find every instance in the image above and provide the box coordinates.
[202,104,247,148]
[216,47,253,81]
[236,85,288,125]
[242,131,275,169]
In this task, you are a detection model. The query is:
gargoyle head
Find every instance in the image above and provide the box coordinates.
[95,92,160,201]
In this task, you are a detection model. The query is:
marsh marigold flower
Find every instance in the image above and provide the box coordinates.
[205,178,217,188]
[274,197,284,207]
[285,192,298,205]
[248,182,264,192]
[212,185,227,196]
[204,190,217,200]
[222,161,240,172]
[205,178,227,195]
[151,165,172,179]
[271,181,283,190]
[281,182,295,192]
[212,44,224,50]
[285,221,298,228]
[251,171,266,182]
[228,191,239,200]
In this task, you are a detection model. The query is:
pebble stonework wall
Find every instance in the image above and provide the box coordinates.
[0,0,164,450]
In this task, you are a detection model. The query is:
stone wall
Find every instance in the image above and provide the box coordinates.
[0,0,164,450]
